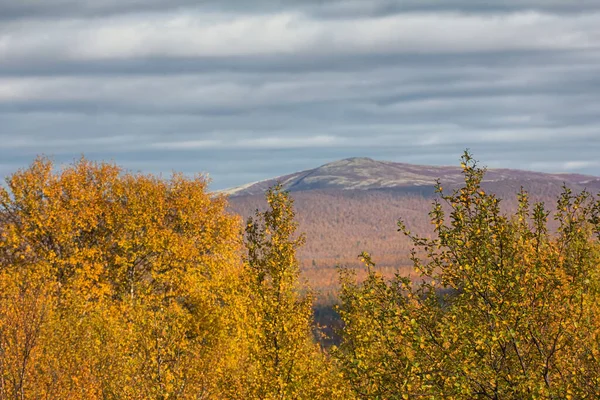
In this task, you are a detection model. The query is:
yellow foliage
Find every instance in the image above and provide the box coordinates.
[241,184,352,399]
[0,157,246,399]
[7,152,599,399]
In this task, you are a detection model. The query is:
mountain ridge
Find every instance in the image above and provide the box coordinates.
[221,157,600,197]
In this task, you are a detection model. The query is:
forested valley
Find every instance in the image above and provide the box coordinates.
[2,152,600,399]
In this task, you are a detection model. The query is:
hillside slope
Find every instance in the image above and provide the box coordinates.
[225,158,600,298]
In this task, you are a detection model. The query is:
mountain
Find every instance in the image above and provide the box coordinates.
[225,157,600,301]
[222,157,600,197]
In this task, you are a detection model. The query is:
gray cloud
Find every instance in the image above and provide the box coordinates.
[3,0,600,20]
[2,10,599,64]
[0,1,599,189]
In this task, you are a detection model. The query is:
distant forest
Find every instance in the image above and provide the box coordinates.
[2,152,600,399]
[230,177,593,303]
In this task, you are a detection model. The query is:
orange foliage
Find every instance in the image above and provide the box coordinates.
[0,157,245,399]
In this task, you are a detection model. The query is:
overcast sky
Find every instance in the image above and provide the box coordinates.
[1,0,600,189]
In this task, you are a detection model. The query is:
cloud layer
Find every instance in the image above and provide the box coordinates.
[1,0,600,188]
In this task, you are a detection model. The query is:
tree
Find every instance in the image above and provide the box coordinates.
[242,184,350,399]
[0,157,247,399]
[336,151,600,399]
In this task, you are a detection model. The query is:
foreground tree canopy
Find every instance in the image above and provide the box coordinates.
[1,153,600,399]
[0,158,342,399]
[0,157,246,398]
[336,152,600,399]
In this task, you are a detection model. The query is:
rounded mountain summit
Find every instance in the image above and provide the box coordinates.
[220,157,600,197]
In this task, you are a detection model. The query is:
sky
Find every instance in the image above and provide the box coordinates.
[1,0,600,190]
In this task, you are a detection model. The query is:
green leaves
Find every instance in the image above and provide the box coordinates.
[336,151,600,399]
